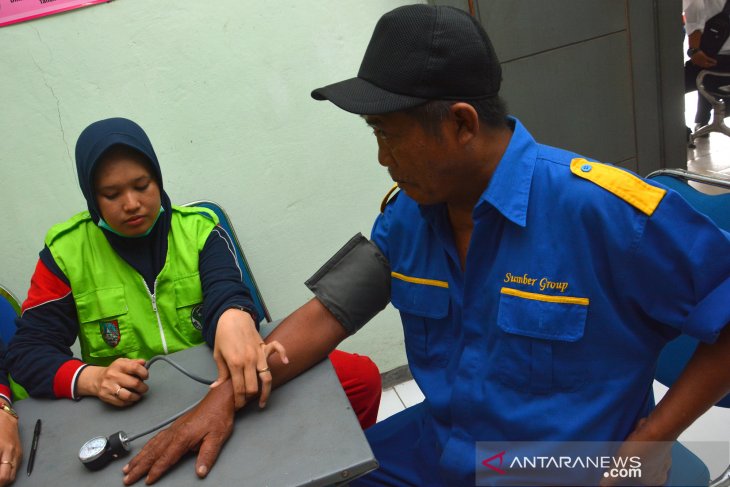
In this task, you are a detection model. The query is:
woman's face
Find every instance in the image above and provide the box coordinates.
[94,150,161,237]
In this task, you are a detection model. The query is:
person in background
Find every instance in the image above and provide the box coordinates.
[0,339,20,486]
[684,0,730,134]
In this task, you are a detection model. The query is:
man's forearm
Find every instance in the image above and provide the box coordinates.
[645,324,730,440]
[265,297,349,388]
[688,30,702,50]
[122,300,348,485]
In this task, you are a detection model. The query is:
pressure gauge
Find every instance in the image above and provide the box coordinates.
[79,431,130,471]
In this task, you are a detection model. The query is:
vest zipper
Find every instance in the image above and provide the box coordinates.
[144,278,168,354]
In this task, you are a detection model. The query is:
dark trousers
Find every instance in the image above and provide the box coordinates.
[685,55,730,124]
[351,402,444,487]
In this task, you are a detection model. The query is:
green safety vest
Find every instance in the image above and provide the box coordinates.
[45,206,218,366]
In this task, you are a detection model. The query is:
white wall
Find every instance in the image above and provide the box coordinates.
[0,0,417,372]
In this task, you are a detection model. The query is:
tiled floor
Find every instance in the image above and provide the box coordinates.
[376,379,424,423]
[375,105,730,477]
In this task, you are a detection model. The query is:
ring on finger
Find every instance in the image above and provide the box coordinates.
[257,367,270,374]
[1,460,14,468]
[114,385,123,398]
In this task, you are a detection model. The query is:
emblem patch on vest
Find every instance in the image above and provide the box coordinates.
[100,320,121,348]
[191,305,203,331]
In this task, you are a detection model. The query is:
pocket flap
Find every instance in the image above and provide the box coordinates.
[497,287,587,342]
[174,273,203,308]
[391,276,449,319]
[75,287,128,322]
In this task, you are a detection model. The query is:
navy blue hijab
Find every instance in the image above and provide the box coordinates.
[75,118,173,288]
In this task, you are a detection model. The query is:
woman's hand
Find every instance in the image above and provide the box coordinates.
[211,308,288,409]
[76,358,149,407]
[0,404,21,486]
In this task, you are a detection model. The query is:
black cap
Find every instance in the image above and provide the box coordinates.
[311,4,502,115]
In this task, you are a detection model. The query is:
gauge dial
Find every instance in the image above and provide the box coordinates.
[79,436,108,462]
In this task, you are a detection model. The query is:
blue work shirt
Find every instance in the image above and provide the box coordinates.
[370,118,730,485]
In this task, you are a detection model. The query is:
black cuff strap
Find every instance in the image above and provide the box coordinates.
[305,233,391,335]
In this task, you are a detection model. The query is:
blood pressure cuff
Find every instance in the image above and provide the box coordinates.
[305,233,391,335]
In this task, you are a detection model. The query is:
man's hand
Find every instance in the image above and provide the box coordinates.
[691,50,718,69]
[0,404,21,487]
[603,325,730,485]
[599,418,672,486]
[122,379,235,485]
[76,358,149,406]
[211,308,288,409]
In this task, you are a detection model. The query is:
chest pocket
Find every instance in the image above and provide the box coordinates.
[76,286,140,363]
[491,287,588,393]
[173,274,205,346]
[391,275,453,368]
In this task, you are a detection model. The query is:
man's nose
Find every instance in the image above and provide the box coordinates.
[376,137,394,168]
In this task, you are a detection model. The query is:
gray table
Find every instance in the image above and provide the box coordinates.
[13,345,377,486]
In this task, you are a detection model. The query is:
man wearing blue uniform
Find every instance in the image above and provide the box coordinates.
[122,4,730,486]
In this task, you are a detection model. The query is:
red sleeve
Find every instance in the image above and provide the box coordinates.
[22,259,71,314]
[53,360,86,399]
[0,385,11,404]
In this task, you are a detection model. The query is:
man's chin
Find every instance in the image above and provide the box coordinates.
[400,187,439,206]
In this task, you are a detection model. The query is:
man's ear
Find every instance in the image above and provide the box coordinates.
[449,102,480,145]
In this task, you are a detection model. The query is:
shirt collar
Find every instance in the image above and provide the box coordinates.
[477,117,538,227]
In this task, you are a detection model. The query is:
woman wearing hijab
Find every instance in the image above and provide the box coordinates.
[7,118,381,427]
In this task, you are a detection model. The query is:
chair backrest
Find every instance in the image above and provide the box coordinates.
[0,284,20,346]
[0,285,29,401]
[184,200,271,324]
[646,169,730,409]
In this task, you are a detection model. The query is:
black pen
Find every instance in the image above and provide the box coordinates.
[27,419,41,476]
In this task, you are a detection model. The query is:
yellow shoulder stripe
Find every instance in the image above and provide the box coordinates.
[570,159,666,216]
[392,272,449,289]
[380,183,400,213]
